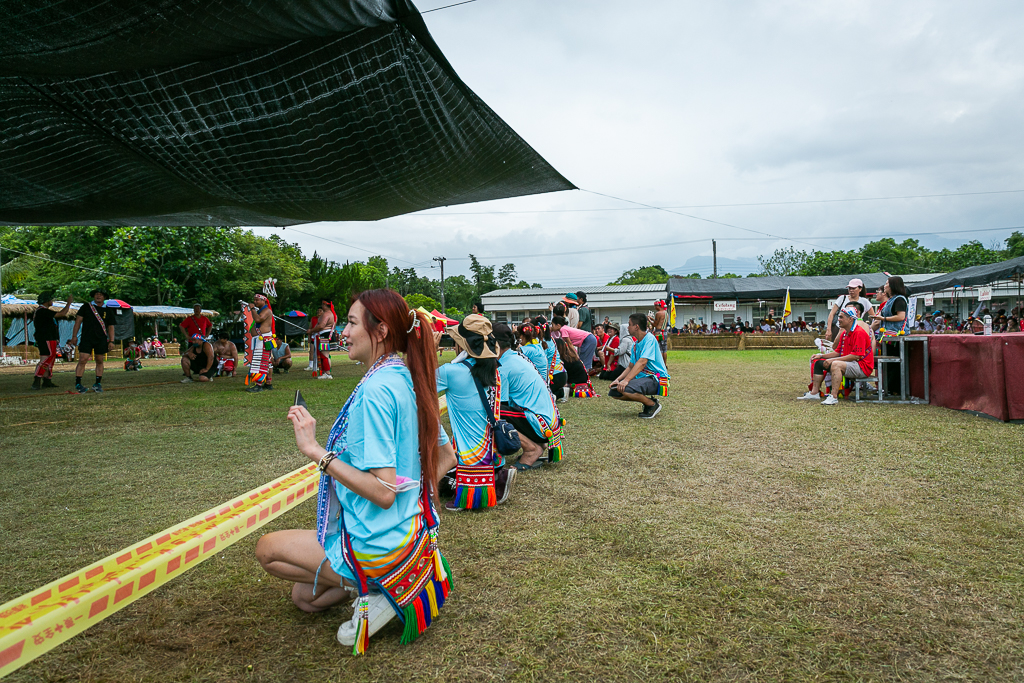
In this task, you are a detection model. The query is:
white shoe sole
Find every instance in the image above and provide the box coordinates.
[337,593,397,646]
[796,395,819,400]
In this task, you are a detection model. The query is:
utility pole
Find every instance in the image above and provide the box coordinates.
[712,240,718,279]
[433,256,446,313]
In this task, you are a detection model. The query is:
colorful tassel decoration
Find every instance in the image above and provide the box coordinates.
[656,374,670,397]
[352,596,370,656]
[429,529,447,582]
[453,464,496,510]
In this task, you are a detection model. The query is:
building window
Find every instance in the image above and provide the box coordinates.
[495,312,507,323]
[803,312,816,323]
[723,313,735,324]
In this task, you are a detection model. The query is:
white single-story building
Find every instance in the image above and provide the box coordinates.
[481,284,666,326]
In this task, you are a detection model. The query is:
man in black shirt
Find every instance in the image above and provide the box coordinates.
[31,292,74,390]
[181,334,216,383]
[71,289,117,393]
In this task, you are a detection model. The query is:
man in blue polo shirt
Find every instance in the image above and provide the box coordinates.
[608,313,670,418]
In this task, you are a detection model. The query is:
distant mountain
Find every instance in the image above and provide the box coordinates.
[667,255,762,278]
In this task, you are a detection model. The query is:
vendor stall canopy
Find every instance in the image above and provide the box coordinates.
[668,273,894,301]
[0,0,574,226]
[907,255,1024,293]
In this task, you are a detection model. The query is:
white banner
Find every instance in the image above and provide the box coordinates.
[714,300,737,311]
[924,293,934,306]
[978,286,992,301]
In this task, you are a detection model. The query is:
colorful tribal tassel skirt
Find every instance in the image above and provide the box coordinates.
[453,464,496,510]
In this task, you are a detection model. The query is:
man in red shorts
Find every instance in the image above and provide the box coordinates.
[30,291,74,390]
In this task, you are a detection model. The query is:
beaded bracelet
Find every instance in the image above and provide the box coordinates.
[317,451,338,473]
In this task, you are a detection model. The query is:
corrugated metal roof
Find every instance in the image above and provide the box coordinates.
[484,284,665,297]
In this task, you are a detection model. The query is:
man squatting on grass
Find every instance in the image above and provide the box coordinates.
[214,332,238,376]
[608,313,671,419]
[181,334,216,383]
[800,306,874,406]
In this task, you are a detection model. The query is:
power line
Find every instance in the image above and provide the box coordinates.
[0,246,139,280]
[278,226,432,269]
[579,189,987,273]
[422,0,481,13]
[418,187,1024,216]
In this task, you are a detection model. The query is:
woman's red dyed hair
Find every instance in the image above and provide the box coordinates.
[356,289,440,496]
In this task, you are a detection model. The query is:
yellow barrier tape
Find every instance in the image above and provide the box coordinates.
[0,395,447,678]
[0,464,320,677]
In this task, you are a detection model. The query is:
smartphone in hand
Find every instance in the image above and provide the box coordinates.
[294,389,307,410]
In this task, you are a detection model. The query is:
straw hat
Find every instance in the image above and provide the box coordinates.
[447,314,499,359]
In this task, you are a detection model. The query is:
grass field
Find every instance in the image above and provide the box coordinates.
[1,350,1023,682]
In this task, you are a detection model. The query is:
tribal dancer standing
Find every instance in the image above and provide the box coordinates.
[308,299,337,380]
[256,289,451,652]
[246,293,276,393]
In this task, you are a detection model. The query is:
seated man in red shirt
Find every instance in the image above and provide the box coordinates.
[798,306,874,406]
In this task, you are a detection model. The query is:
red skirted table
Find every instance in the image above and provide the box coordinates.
[927,334,1024,422]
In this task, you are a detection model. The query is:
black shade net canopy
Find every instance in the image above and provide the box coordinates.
[907,256,1024,293]
[0,0,574,226]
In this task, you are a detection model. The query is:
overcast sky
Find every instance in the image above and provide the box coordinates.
[252,0,1024,287]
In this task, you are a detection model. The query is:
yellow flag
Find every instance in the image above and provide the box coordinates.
[670,297,676,327]
[783,287,792,319]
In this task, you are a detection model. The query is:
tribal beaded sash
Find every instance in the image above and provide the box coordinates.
[316,353,405,547]
[316,352,452,654]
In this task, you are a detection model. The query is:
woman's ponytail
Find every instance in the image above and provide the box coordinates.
[356,290,440,496]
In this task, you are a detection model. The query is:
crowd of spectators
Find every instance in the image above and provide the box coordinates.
[668,317,826,335]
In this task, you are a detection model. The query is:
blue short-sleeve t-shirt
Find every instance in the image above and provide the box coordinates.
[323,365,423,580]
[544,341,564,374]
[634,332,670,379]
[498,351,556,433]
[519,341,548,380]
[436,360,491,465]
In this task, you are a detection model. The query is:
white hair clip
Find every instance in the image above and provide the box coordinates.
[407,309,421,335]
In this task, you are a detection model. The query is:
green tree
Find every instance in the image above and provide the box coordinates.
[609,265,669,285]
[757,247,810,276]
[1006,231,1024,259]
[404,293,441,312]
[217,230,311,313]
[443,274,479,313]
[102,226,234,305]
[468,255,497,296]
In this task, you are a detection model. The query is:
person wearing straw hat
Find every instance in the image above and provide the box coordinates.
[438,314,517,510]
[30,291,73,390]
[72,289,117,393]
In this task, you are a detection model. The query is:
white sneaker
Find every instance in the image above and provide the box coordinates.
[337,592,396,646]
[180,377,193,383]
[820,395,839,406]
[318,373,333,380]
[303,365,314,372]
[797,391,819,400]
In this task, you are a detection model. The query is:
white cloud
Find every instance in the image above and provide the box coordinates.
[255,0,1024,284]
